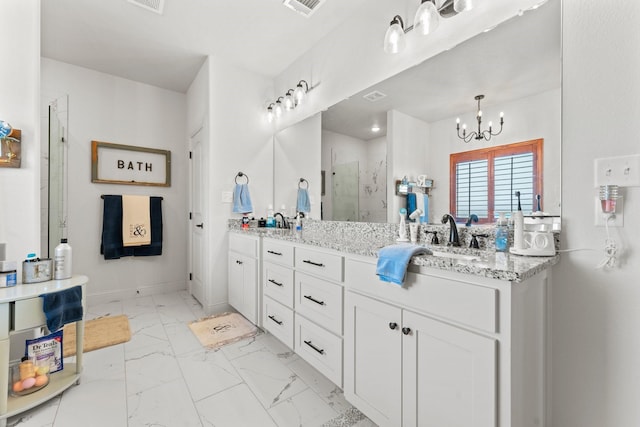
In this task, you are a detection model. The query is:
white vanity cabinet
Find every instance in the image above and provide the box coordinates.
[228,233,260,324]
[344,256,547,427]
[262,239,296,348]
[261,238,345,387]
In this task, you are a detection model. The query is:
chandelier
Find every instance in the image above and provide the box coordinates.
[456,95,504,142]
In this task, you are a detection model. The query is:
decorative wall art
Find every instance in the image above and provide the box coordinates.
[91,141,171,187]
[0,129,21,168]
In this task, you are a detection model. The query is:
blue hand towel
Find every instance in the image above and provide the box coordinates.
[233,183,253,214]
[297,188,311,213]
[40,286,83,332]
[376,243,431,285]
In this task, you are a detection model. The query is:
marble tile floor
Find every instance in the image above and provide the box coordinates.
[7,290,378,427]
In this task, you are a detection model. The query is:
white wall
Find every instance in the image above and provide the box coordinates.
[387,110,429,222]
[428,89,561,219]
[40,59,188,303]
[191,57,273,313]
[274,114,321,219]
[553,1,640,426]
[0,0,40,273]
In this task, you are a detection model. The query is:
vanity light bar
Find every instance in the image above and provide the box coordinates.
[265,80,311,123]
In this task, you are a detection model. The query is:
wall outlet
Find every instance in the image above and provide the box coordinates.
[221,191,233,203]
[594,154,640,187]
[594,197,624,227]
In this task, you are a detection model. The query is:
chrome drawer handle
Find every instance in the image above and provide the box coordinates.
[303,295,325,306]
[303,259,325,267]
[267,250,283,256]
[268,279,283,287]
[303,340,325,355]
[268,315,283,325]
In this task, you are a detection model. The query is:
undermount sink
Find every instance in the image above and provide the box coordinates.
[430,251,480,262]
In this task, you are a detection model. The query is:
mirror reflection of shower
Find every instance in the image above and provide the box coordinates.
[44,95,69,258]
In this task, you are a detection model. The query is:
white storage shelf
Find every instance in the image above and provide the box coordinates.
[0,276,88,427]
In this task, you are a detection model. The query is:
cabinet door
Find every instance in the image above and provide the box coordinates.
[344,292,402,427]
[228,253,257,324]
[403,310,497,427]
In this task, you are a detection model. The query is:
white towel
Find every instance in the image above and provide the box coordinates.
[122,195,151,247]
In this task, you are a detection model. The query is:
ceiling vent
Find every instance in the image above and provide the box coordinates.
[363,90,387,102]
[127,0,165,15]
[283,0,325,18]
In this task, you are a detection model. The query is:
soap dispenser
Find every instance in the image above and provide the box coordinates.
[495,212,508,252]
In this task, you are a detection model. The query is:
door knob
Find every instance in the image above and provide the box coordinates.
[389,322,398,330]
[196,223,204,228]
[402,327,411,335]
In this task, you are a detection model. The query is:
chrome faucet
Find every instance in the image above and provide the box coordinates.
[441,214,460,246]
[274,212,289,229]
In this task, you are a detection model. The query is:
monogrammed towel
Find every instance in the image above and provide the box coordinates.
[122,195,151,246]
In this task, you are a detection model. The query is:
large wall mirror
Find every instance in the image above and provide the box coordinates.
[275,0,561,223]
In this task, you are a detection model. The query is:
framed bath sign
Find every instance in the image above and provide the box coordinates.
[91,141,171,186]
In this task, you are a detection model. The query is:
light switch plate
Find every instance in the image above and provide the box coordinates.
[594,154,640,187]
[222,191,233,203]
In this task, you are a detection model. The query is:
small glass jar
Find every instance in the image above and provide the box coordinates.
[9,356,50,397]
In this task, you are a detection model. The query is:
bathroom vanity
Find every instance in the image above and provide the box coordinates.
[228,220,558,427]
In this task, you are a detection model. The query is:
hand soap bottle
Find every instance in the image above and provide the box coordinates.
[495,213,508,252]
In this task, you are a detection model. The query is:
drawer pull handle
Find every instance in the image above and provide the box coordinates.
[304,295,325,306]
[267,250,283,256]
[268,315,283,325]
[389,322,398,330]
[303,260,325,267]
[304,340,325,355]
[402,327,412,335]
[236,260,243,265]
[268,279,284,287]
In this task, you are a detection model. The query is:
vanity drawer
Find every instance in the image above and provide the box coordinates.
[295,247,343,282]
[295,313,343,387]
[262,239,294,267]
[229,233,258,257]
[263,297,294,349]
[12,297,47,331]
[263,262,294,309]
[345,258,498,333]
[295,272,343,335]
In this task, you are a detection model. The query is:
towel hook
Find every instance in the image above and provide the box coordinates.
[235,172,249,184]
[298,178,309,189]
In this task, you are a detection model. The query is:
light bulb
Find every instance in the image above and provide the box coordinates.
[453,0,473,12]
[274,100,283,117]
[293,83,307,105]
[371,125,381,132]
[500,112,504,118]
[478,110,483,117]
[284,93,294,110]
[456,117,460,124]
[414,1,439,36]
[384,16,406,54]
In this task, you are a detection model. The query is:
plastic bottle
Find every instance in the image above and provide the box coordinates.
[495,213,508,252]
[54,238,72,280]
[266,205,275,228]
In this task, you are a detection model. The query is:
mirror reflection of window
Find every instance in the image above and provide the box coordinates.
[451,139,543,223]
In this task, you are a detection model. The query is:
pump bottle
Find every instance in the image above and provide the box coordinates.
[54,238,72,280]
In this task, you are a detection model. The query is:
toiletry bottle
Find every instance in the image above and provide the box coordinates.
[295,213,302,234]
[54,238,72,280]
[512,191,524,250]
[266,205,275,228]
[495,213,508,252]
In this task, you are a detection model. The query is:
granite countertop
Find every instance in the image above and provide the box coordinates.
[229,225,559,283]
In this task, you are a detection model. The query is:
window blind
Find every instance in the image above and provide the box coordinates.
[494,153,534,217]
[455,159,488,219]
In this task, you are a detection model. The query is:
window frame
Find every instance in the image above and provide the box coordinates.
[449,138,543,224]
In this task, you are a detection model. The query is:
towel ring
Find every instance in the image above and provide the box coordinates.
[235,172,249,184]
[298,178,309,189]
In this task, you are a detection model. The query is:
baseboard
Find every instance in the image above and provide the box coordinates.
[86,281,187,307]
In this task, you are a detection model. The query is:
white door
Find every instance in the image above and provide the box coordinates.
[189,128,206,305]
[403,311,497,427]
[344,291,403,427]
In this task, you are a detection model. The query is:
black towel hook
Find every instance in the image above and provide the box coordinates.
[298,178,309,189]
[235,172,249,184]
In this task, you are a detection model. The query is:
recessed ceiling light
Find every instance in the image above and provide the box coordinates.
[371,125,381,132]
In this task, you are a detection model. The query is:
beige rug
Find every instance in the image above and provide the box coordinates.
[189,312,258,350]
[63,314,131,357]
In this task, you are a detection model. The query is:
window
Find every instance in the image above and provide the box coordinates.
[449,139,543,223]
